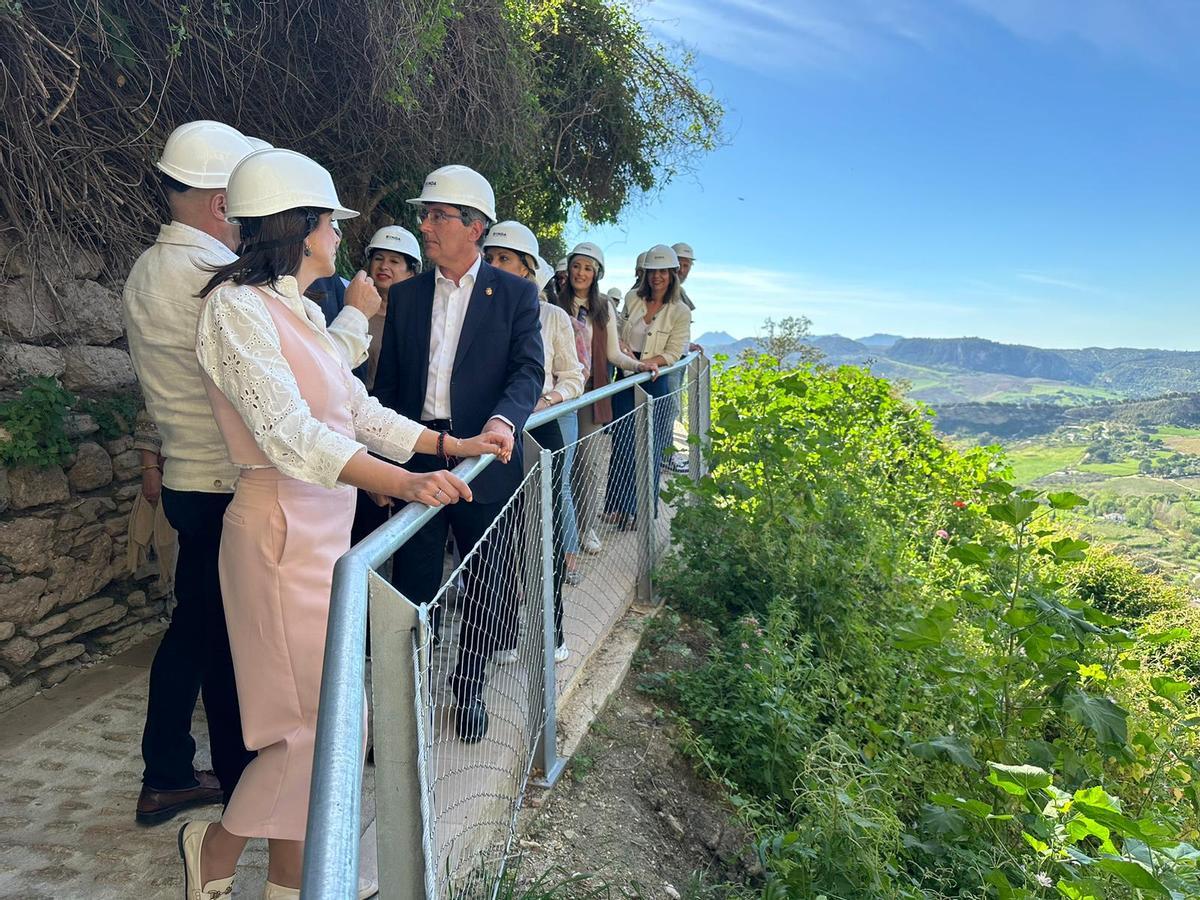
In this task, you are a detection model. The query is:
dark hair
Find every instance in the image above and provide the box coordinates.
[554,254,608,326]
[199,207,324,297]
[367,247,420,275]
[160,172,192,195]
[637,268,680,304]
[542,271,559,306]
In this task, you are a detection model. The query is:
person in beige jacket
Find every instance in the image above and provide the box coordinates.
[603,244,691,527]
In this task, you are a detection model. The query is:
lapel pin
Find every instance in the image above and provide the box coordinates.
[485,287,493,296]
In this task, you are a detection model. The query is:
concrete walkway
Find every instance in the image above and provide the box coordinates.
[0,639,376,899]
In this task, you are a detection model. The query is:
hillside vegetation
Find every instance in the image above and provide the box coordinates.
[659,356,1200,898]
[703,333,1200,405]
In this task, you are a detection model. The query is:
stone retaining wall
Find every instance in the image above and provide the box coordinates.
[0,238,166,713]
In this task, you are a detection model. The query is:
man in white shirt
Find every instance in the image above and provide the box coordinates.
[123,122,375,824]
[373,165,544,743]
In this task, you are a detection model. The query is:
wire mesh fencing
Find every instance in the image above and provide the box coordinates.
[304,353,710,900]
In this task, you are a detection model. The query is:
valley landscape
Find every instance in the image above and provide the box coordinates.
[698,329,1200,584]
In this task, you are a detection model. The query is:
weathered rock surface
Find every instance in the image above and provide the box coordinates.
[67,442,114,492]
[62,346,136,392]
[7,465,71,510]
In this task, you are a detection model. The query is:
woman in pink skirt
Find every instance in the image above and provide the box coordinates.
[178,148,508,899]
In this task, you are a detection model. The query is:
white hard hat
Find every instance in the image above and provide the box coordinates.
[407,164,497,224]
[155,120,256,190]
[483,220,540,258]
[635,251,647,270]
[243,136,274,151]
[671,242,696,261]
[225,149,358,222]
[642,244,680,270]
[555,257,568,273]
[365,226,422,271]
[535,257,555,291]
[568,242,605,279]
[606,286,623,300]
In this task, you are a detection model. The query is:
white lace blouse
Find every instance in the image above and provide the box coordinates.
[196,277,425,489]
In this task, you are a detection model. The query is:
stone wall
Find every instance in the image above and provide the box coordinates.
[0,239,167,713]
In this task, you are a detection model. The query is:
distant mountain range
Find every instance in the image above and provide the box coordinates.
[695,332,1200,404]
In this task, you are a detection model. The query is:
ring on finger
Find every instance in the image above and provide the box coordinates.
[433,488,443,501]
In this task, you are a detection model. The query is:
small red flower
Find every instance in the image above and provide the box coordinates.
[953,500,967,509]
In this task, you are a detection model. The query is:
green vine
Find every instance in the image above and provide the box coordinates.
[0,377,141,469]
[0,377,75,468]
[79,393,141,441]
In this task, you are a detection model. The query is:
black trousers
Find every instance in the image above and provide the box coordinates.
[143,489,254,801]
[388,449,520,703]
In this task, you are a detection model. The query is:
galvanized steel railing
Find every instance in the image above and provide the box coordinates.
[303,352,710,899]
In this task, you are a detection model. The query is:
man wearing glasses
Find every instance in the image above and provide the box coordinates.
[373,165,544,743]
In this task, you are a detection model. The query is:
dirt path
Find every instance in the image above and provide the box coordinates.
[512,616,754,898]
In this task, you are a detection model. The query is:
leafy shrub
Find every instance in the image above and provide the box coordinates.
[0,376,75,467]
[661,355,1200,899]
[1062,552,1185,620]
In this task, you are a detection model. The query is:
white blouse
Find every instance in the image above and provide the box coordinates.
[539,301,585,400]
[196,277,425,489]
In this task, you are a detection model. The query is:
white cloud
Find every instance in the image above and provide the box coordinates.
[955,0,1200,64]
[643,0,951,75]
[642,0,1200,76]
[602,260,969,339]
[1014,272,1100,293]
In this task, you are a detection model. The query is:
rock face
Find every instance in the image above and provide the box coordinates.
[0,343,66,388]
[7,466,71,510]
[0,251,171,710]
[62,346,137,392]
[67,442,114,492]
[55,280,125,345]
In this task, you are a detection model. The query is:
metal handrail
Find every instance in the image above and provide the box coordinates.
[302,351,702,898]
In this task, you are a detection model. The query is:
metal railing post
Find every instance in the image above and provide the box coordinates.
[687,355,702,484]
[634,385,654,603]
[699,356,711,480]
[367,571,426,900]
[533,445,567,786]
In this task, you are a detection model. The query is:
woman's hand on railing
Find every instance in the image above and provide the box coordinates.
[636,360,660,380]
[395,470,472,507]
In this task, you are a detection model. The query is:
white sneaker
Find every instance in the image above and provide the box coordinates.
[554,644,570,663]
[582,529,602,554]
[494,648,519,665]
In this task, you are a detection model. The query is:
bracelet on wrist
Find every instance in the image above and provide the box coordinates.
[140,464,161,472]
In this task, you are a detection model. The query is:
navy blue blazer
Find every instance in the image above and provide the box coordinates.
[372,260,544,505]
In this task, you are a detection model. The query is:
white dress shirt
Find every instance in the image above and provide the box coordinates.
[196,277,424,490]
[123,221,371,492]
[422,255,481,420]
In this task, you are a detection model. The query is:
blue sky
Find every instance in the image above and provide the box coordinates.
[576,0,1200,349]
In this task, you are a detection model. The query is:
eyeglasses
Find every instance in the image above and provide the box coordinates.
[416,205,469,227]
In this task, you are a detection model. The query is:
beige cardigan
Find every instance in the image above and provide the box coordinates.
[620,289,692,365]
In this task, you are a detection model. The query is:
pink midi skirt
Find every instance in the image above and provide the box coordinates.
[218,467,356,840]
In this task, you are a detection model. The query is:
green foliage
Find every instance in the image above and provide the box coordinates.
[660,353,1200,899]
[0,378,140,468]
[0,377,75,467]
[79,393,140,441]
[3,0,722,274]
[1062,554,1183,620]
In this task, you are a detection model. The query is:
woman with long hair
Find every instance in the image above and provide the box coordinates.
[603,244,691,528]
[482,221,584,658]
[178,148,505,899]
[555,242,657,555]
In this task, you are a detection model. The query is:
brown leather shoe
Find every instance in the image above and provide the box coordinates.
[136,769,222,826]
